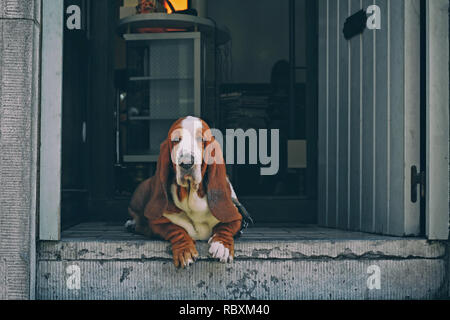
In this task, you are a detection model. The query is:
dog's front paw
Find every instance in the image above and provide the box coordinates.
[208,236,234,263]
[172,243,199,269]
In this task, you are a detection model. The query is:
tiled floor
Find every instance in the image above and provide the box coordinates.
[61,222,402,241]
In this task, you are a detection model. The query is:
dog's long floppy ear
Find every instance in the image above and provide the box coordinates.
[144,139,173,221]
[204,138,242,223]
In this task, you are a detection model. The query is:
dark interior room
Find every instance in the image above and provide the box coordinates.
[61,0,318,230]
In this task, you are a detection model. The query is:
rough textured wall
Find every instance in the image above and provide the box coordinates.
[0,0,41,300]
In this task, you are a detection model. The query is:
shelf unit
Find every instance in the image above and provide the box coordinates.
[123,32,201,163]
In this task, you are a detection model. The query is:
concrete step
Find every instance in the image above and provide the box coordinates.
[36,225,448,300]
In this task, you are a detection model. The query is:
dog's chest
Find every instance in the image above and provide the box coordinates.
[163,184,220,240]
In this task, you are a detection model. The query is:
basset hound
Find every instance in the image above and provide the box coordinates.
[126,116,244,268]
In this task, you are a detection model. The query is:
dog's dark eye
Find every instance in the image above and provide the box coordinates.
[171,136,181,143]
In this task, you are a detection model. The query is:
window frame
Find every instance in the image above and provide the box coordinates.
[39,0,449,241]
[39,0,64,240]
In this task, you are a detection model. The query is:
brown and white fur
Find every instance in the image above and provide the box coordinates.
[126,117,242,268]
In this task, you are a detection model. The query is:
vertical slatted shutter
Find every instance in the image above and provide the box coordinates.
[426,0,449,240]
[318,0,421,236]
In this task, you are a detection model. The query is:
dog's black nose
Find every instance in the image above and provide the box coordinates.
[179,154,195,170]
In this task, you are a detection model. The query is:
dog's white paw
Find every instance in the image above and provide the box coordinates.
[185,258,194,267]
[124,219,136,232]
[208,240,233,263]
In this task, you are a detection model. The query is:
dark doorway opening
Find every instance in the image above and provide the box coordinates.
[61,0,319,229]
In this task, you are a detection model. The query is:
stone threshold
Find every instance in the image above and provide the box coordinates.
[38,223,446,262]
[36,223,448,300]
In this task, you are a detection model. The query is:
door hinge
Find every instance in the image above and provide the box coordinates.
[411,165,425,203]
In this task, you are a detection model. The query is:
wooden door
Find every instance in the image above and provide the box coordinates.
[318,0,422,236]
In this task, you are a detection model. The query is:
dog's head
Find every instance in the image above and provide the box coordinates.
[144,116,241,223]
[167,116,209,190]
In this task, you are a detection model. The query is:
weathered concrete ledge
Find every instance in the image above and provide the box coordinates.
[37,238,448,300]
[38,238,446,261]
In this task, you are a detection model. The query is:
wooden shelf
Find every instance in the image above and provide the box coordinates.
[123,154,159,163]
[128,116,181,121]
[129,76,193,81]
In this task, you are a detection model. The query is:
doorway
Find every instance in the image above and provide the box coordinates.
[60,0,319,229]
[52,0,441,240]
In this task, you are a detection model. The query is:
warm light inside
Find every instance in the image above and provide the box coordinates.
[164,0,188,13]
